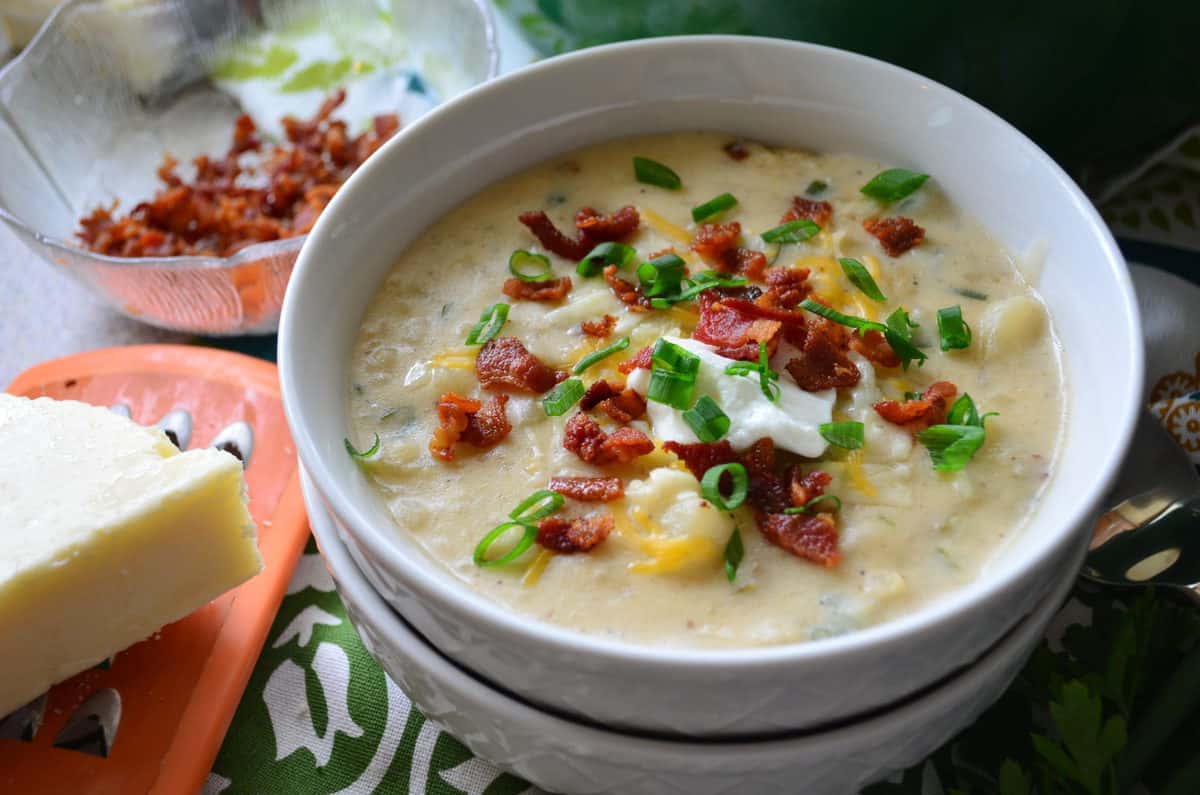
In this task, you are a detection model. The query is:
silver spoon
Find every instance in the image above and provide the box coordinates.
[1083,407,1200,602]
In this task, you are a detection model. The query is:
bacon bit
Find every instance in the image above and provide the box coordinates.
[579,379,622,410]
[518,205,640,261]
[549,476,625,502]
[476,337,565,394]
[429,393,511,462]
[502,276,572,303]
[603,264,651,311]
[849,329,900,368]
[723,140,750,161]
[720,248,769,281]
[864,216,925,257]
[784,317,861,391]
[537,513,614,553]
[873,381,958,432]
[788,468,833,508]
[578,379,647,423]
[662,440,736,480]
[78,91,399,257]
[740,437,791,513]
[581,314,617,338]
[692,298,782,361]
[781,196,833,227]
[563,413,655,465]
[617,345,654,374]
[691,222,741,261]
[758,267,812,311]
[758,512,840,567]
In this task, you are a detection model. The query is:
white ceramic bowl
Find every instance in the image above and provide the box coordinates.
[279,36,1142,736]
[304,467,1081,795]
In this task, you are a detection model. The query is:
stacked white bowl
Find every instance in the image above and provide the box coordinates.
[280,37,1142,793]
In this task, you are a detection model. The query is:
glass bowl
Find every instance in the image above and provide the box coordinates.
[0,0,497,335]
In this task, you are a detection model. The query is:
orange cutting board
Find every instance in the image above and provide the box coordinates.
[0,345,308,794]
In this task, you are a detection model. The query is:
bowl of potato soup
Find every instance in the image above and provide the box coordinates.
[279,36,1142,736]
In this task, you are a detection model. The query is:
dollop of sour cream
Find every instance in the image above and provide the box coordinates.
[625,337,835,457]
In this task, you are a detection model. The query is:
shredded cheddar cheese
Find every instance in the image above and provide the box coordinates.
[428,348,478,370]
[640,206,692,246]
[521,549,554,587]
[843,449,878,498]
[624,506,722,574]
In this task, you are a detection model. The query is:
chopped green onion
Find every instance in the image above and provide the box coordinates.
[509,489,565,523]
[946,393,979,426]
[647,339,701,409]
[651,337,700,371]
[839,258,887,302]
[701,462,748,511]
[574,336,630,374]
[649,270,748,308]
[637,253,687,298]
[691,192,738,222]
[783,494,843,514]
[800,299,927,370]
[904,391,925,402]
[542,378,585,416]
[954,287,989,301]
[577,241,637,277]
[917,424,986,472]
[682,395,730,442]
[937,305,972,351]
[473,521,537,567]
[819,421,864,450]
[805,180,828,196]
[633,156,681,190]
[508,250,552,282]
[761,219,820,244]
[344,434,380,460]
[860,168,930,203]
[723,341,780,402]
[724,525,744,582]
[465,302,509,345]
[886,307,919,340]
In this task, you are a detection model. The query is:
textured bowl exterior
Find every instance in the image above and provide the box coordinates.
[305,469,1081,795]
[280,37,1142,735]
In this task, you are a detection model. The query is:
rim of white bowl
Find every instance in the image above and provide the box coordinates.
[307,465,1081,750]
[280,35,1143,671]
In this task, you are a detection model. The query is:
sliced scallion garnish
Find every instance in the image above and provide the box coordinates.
[886,307,919,340]
[577,241,637,277]
[682,395,730,442]
[860,168,930,203]
[344,434,380,460]
[916,425,986,472]
[542,378,585,416]
[783,494,843,514]
[691,192,738,222]
[839,257,886,302]
[818,421,864,450]
[936,305,972,351]
[637,253,687,298]
[509,489,565,523]
[723,341,780,402]
[805,180,827,196]
[724,525,744,583]
[761,218,820,244]
[647,338,701,409]
[574,336,630,374]
[799,299,927,370]
[465,302,509,345]
[633,156,682,190]
[508,249,552,282]
[648,270,748,308]
[701,462,749,511]
[473,521,538,567]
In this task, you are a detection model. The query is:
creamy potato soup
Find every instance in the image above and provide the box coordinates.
[348,133,1064,648]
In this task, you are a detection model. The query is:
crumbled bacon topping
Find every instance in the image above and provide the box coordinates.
[691,222,741,261]
[518,205,640,261]
[77,90,399,258]
[720,247,769,281]
[581,314,617,338]
[784,317,862,391]
[788,468,833,508]
[873,381,958,432]
[741,437,790,513]
[475,337,565,394]
[758,513,840,567]
[723,140,750,161]
[603,264,651,311]
[849,329,901,368]
[691,296,781,361]
[537,513,614,553]
[662,440,736,480]
[549,476,625,502]
[758,267,812,311]
[579,379,647,423]
[562,413,655,465]
[617,345,654,374]
[864,216,925,257]
[502,276,572,303]
[429,393,511,462]
[781,196,833,227]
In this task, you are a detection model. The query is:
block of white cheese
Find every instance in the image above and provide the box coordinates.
[0,395,262,716]
[626,336,835,457]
